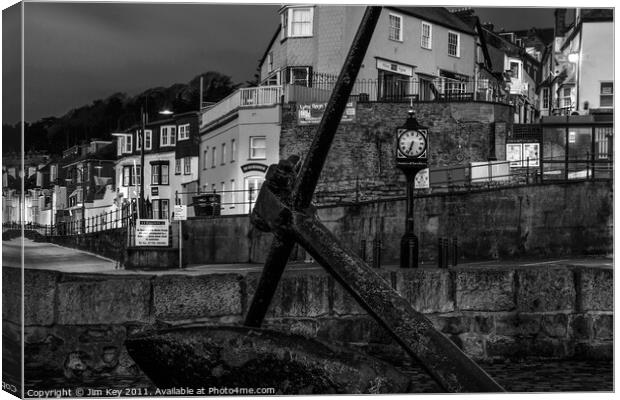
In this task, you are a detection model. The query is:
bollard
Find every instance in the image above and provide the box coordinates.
[372,236,381,268]
[360,239,367,262]
[451,237,458,266]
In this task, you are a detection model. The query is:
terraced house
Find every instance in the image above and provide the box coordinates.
[114,111,200,219]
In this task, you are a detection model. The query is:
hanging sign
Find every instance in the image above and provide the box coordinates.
[135,219,169,247]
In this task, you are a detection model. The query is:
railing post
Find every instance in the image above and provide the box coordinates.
[526,157,530,184]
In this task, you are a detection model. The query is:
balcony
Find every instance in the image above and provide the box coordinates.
[200,86,283,129]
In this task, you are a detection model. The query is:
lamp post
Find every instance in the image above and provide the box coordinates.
[395,109,428,268]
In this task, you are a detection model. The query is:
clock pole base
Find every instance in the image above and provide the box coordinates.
[400,233,418,268]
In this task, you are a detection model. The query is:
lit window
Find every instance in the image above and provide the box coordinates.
[448,32,460,57]
[421,22,432,49]
[178,124,190,141]
[600,82,613,107]
[510,61,520,79]
[250,136,266,159]
[389,14,403,41]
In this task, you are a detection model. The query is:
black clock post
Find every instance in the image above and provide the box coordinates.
[395,109,428,268]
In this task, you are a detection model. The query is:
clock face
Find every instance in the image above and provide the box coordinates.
[398,129,427,158]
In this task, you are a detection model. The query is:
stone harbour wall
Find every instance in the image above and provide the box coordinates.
[3,263,612,383]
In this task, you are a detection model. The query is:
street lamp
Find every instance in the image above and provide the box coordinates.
[395,108,429,268]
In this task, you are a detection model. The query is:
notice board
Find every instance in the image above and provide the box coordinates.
[135,219,169,247]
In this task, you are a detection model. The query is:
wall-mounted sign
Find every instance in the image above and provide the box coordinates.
[135,219,169,247]
[376,59,414,76]
[298,102,356,125]
[151,187,159,196]
[506,143,539,167]
[568,131,576,143]
[241,163,268,173]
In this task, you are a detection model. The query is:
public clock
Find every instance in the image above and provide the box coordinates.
[397,129,427,158]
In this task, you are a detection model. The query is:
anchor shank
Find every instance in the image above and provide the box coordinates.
[244,236,295,327]
[290,213,505,393]
[292,6,382,210]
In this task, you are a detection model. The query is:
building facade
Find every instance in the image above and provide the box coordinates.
[114,111,200,219]
[259,6,479,101]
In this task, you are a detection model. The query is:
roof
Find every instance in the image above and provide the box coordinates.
[390,7,475,35]
[258,25,281,68]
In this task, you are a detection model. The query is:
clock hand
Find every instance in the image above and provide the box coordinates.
[407,141,414,154]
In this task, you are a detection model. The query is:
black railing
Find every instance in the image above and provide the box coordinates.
[288,72,508,104]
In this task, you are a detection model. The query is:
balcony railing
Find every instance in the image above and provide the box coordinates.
[201,86,283,129]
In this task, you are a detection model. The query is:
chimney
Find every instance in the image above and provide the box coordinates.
[554,9,567,37]
[482,22,494,32]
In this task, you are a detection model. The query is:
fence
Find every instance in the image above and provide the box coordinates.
[284,71,507,104]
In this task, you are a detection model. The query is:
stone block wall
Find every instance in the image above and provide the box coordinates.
[5,263,612,384]
[279,101,513,195]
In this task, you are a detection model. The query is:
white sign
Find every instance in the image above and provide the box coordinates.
[376,59,414,76]
[506,143,523,167]
[135,219,169,247]
[506,143,540,168]
[414,168,429,189]
[173,205,187,221]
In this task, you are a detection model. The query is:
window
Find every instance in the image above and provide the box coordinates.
[230,179,236,208]
[125,134,133,153]
[281,8,288,40]
[221,182,226,202]
[175,159,181,175]
[448,32,460,57]
[160,126,177,147]
[267,52,274,72]
[250,136,266,159]
[421,22,432,49]
[152,199,169,220]
[178,124,190,141]
[389,14,402,41]
[600,82,613,107]
[203,149,208,169]
[562,87,572,108]
[211,146,217,167]
[541,88,550,109]
[231,139,236,162]
[136,131,141,151]
[245,176,264,213]
[287,66,311,86]
[510,61,520,79]
[151,164,169,185]
[184,157,191,175]
[122,165,141,186]
[144,130,152,150]
[290,8,313,37]
[221,143,226,165]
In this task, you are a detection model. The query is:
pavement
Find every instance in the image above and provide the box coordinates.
[2,237,613,275]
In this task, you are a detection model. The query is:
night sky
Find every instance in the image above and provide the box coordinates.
[3,3,557,125]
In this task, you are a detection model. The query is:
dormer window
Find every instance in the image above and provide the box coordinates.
[281,7,314,39]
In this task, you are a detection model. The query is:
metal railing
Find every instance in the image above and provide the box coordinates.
[283,71,507,104]
[43,203,134,237]
[312,156,612,205]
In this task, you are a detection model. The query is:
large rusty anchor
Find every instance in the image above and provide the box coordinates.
[244,6,504,393]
